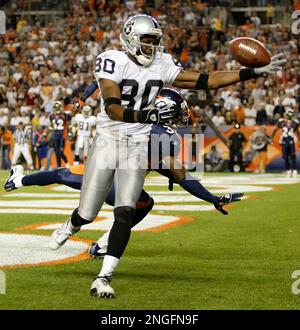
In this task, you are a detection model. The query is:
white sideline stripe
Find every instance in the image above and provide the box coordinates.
[0,192,249,206]
[155,205,215,211]
[145,175,300,185]
[0,233,88,267]
[49,175,300,192]
[37,213,181,231]
[3,191,196,197]
[0,203,214,213]
[0,197,200,207]
[3,185,272,200]
[0,208,79,215]
[2,193,81,198]
[0,210,182,231]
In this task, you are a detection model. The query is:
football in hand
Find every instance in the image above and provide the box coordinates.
[229,37,271,68]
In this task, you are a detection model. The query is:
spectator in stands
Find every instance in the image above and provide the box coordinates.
[205,145,224,172]
[233,104,245,125]
[224,109,235,125]
[0,125,12,169]
[0,0,296,170]
[266,3,274,25]
[39,111,51,129]
[282,91,297,111]
[0,101,9,116]
[244,98,257,126]
[251,79,266,106]
[273,97,285,120]
[212,110,225,127]
[265,95,275,124]
[0,109,8,127]
[224,90,240,111]
[256,102,268,125]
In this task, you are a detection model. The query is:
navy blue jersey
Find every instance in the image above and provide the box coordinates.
[148,124,181,169]
[277,118,299,144]
[50,113,71,137]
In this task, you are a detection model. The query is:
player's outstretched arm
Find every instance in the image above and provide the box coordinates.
[172,53,286,90]
[161,156,244,215]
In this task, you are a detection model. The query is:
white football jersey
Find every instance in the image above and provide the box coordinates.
[94,50,182,135]
[73,114,97,137]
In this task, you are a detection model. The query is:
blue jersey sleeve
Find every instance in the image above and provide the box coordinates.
[82,80,98,101]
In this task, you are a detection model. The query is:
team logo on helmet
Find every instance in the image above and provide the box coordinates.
[124,21,134,36]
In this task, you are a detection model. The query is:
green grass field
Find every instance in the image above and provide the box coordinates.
[0,170,300,310]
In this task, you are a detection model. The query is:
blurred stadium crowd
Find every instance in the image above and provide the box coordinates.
[0,0,299,171]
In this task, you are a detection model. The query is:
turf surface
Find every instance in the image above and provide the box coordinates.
[0,170,300,310]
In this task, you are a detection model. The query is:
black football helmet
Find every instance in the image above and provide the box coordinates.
[155,88,189,127]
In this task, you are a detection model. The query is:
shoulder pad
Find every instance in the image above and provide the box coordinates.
[162,53,183,69]
[96,50,128,65]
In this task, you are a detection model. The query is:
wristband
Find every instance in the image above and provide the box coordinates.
[239,68,259,81]
[195,73,209,90]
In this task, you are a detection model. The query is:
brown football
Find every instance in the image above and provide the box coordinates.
[229,37,271,68]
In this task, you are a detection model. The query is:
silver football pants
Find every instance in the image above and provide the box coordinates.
[78,128,149,221]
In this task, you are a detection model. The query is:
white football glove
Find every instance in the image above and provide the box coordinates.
[254,53,287,75]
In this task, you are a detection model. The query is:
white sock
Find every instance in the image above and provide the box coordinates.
[14,175,24,188]
[96,231,110,248]
[99,255,120,277]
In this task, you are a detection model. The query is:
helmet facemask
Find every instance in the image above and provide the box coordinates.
[135,35,164,66]
[175,101,190,128]
[155,94,190,128]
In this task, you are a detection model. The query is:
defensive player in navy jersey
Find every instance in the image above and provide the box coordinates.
[5,90,243,244]
[49,101,71,168]
[272,109,300,177]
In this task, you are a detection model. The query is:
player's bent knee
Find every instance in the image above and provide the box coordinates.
[136,195,154,210]
[114,206,134,228]
[71,208,92,227]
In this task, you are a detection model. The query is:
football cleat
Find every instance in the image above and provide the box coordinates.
[88,242,107,259]
[214,193,244,215]
[4,165,24,192]
[90,275,115,298]
[49,219,79,250]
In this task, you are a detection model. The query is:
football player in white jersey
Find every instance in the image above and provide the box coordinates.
[72,105,97,165]
[49,14,286,298]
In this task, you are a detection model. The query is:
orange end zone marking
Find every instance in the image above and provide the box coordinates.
[143,215,195,232]
[16,216,106,231]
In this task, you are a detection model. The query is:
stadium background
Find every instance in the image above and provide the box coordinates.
[0,0,300,311]
[0,0,299,172]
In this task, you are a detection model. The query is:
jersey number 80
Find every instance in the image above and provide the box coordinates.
[96,57,163,110]
[95,58,115,74]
